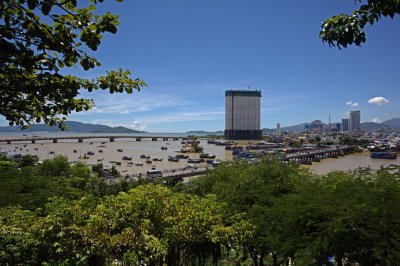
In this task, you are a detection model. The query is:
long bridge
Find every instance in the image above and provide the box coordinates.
[0,135,189,144]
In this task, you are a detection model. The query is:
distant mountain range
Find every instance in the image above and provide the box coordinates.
[0,121,144,133]
[186,130,224,135]
[1,118,399,134]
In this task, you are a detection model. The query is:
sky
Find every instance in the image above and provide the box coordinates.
[6,0,400,132]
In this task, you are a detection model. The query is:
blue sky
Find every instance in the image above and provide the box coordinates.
[9,0,400,132]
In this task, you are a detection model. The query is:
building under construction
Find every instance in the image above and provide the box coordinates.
[224,90,262,140]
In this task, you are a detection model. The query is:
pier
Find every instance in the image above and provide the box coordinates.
[0,135,188,144]
[280,146,355,164]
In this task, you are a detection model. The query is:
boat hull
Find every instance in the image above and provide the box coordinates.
[370,152,397,159]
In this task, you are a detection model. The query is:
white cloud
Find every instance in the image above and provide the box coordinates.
[120,110,130,114]
[131,120,148,131]
[372,118,382,123]
[368,96,389,105]
[346,101,359,107]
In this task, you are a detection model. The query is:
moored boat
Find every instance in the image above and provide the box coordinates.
[370,152,397,159]
[122,156,133,160]
[200,153,216,159]
[176,154,189,159]
[168,156,179,162]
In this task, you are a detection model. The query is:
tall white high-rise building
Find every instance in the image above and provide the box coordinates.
[349,110,361,131]
[276,123,281,136]
[225,90,262,140]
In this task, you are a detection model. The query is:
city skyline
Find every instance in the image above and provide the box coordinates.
[0,0,398,132]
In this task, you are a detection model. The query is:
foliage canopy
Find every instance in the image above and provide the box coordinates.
[321,0,400,48]
[0,0,146,129]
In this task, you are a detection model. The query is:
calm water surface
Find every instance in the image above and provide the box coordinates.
[305,151,400,175]
[0,133,230,176]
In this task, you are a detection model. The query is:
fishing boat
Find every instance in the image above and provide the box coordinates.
[168,156,179,162]
[98,149,103,153]
[140,154,150,159]
[135,163,144,166]
[122,156,133,160]
[200,153,216,159]
[370,152,397,159]
[117,149,123,152]
[79,154,89,159]
[176,154,189,159]
[145,159,152,164]
[87,151,95,155]
[115,161,122,166]
[161,146,168,150]
[153,158,163,161]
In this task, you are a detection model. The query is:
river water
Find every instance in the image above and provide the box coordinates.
[0,133,231,177]
[0,133,398,176]
[304,151,400,175]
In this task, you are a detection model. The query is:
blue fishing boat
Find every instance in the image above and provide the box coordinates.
[370,152,397,159]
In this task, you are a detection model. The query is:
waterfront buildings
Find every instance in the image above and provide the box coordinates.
[224,90,262,140]
[350,110,361,131]
[342,118,349,132]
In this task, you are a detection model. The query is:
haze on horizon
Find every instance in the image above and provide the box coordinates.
[1,0,398,133]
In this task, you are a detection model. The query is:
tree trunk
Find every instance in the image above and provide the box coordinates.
[259,251,265,266]
[272,253,278,266]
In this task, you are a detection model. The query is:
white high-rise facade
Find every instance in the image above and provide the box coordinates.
[349,110,361,131]
[276,123,281,136]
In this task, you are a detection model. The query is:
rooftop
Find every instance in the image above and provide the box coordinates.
[225,90,262,97]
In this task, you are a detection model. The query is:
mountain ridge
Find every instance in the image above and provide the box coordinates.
[0,121,144,133]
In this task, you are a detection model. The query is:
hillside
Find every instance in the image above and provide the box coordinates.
[0,121,144,133]
[186,130,224,135]
[382,118,400,129]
